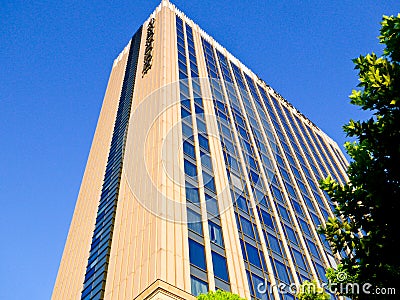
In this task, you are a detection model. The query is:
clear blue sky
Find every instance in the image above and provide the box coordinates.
[0,1,397,299]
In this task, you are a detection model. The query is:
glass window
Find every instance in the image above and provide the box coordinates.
[203,171,216,192]
[239,126,248,139]
[211,251,229,281]
[253,188,264,204]
[298,275,310,285]
[249,170,259,184]
[259,249,268,271]
[191,276,208,296]
[181,107,191,120]
[259,194,268,207]
[179,70,187,80]
[205,194,219,215]
[184,159,197,178]
[292,200,303,216]
[285,225,298,245]
[197,119,207,133]
[242,140,252,153]
[181,99,191,110]
[180,82,190,97]
[299,219,311,236]
[187,208,202,235]
[251,273,266,299]
[236,195,248,212]
[218,110,228,121]
[195,104,204,115]
[321,234,332,250]
[188,239,206,270]
[307,240,320,259]
[292,249,307,270]
[235,114,245,127]
[281,168,291,182]
[267,233,282,255]
[183,141,195,158]
[275,260,290,284]
[246,270,254,296]
[230,173,243,190]
[239,138,253,155]
[321,208,330,220]
[229,155,239,171]
[303,196,315,211]
[198,134,209,151]
[260,209,274,228]
[248,156,257,170]
[284,294,295,300]
[192,84,202,99]
[272,186,284,201]
[220,122,231,137]
[178,61,187,75]
[209,222,223,247]
[286,184,297,198]
[246,242,262,268]
[200,152,212,170]
[298,181,308,194]
[191,61,199,74]
[177,43,185,55]
[276,154,284,166]
[186,182,200,204]
[287,154,296,166]
[188,44,195,55]
[278,205,290,221]
[282,142,291,155]
[223,139,234,152]
[240,216,254,239]
[315,263,327,282]
[182,122,193,140]
[239,238,246,258]
[310,212,321,227]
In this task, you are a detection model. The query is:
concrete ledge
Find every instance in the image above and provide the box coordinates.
[134,279,196,300]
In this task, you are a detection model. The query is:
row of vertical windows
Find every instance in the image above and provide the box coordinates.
[204,36,341,298]
[255,85,335,278]
[227,60,302,291]
[177,17,209,296]
[250,80,340,298]
[232,57,318,288]
[201,19,345,299]
[177,17,231,296]
[203,38,296,299]
[282,104,338,216]
[258,88,335,259]
[203,39,267,299]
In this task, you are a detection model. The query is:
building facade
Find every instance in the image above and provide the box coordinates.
[52,1,348,299]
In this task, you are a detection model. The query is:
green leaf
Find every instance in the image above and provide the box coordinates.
[320,13,400,293]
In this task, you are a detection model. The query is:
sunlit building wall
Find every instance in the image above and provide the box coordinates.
[52,1,348,299]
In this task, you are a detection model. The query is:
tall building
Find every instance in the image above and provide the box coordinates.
[52,1,349,299]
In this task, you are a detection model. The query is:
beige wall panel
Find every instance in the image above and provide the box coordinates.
[52,43,130,300]
[104,3,191,299]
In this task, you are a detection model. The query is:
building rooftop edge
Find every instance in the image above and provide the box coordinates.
[112,0,341,149]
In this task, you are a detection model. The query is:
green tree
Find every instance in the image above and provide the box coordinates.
[197,290,245,300]
[296,280,330,300]
[318,13,400,296]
